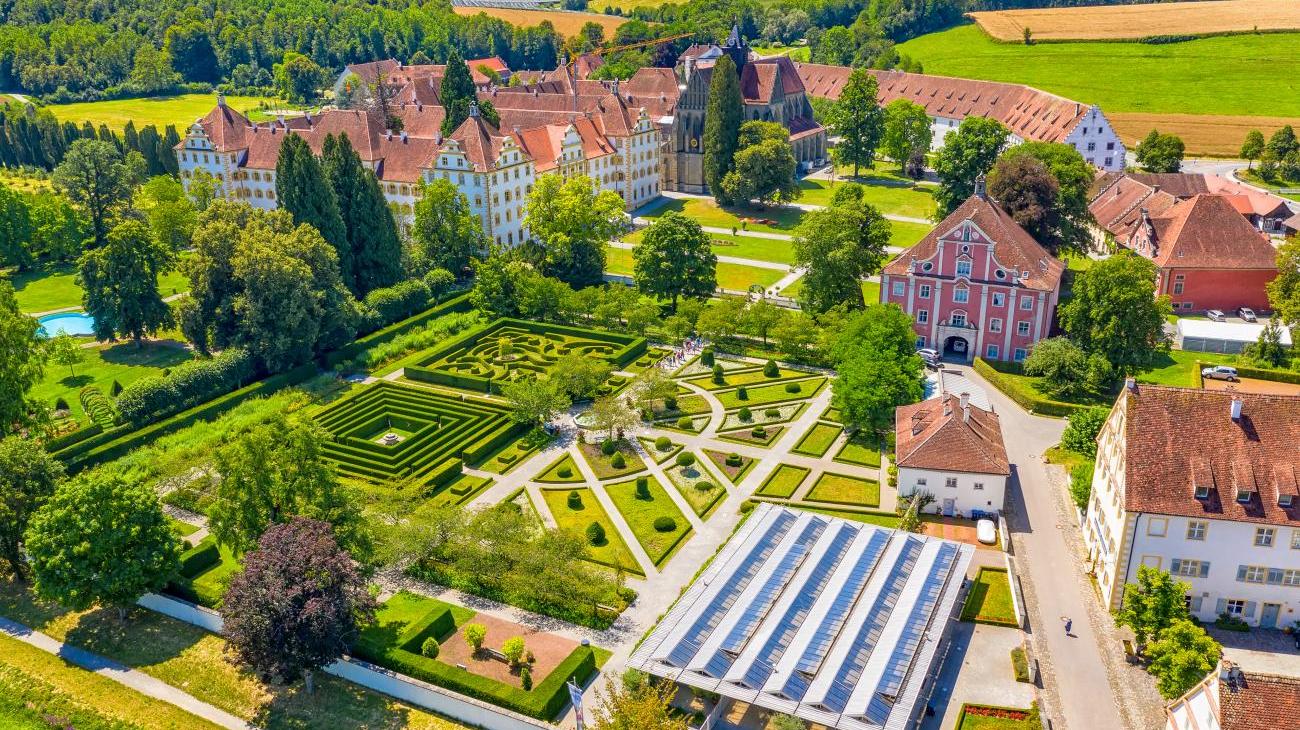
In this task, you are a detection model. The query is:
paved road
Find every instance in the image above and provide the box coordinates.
[957,365,1163,730]
[0,615,253,730]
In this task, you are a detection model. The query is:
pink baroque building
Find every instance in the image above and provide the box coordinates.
[880,181,1065,363]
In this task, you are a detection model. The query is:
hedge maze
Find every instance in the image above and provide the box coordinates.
[405,318,647,393]
[314,381,526,489]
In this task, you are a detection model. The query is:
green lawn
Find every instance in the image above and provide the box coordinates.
[33,340,194,424]
[0,580,475,730]
[540,487,643,575]
[834,433,882,467]
[605,244,786,291]
[757,464,810,498]
[665,462,727,517]
[0,633,225,730]
[44,93,284,131]
[641,197,806,234]
[359,591,476,648]
[798,175,937,219]
[792,422,843,457]
[604,477,693,567]
[578,439,647,481]
[637,436,682,464]
[889,220,932,249]
[805,472,881,507]
[684,365,808,391]
[789,505,902,528]
[715,377,826,408]
[960,567,1019,627]
[7,259,191,314]
[536,453,584,483]
[624,229,797,265]
[782,276,881,304]
[897,24,1300,118]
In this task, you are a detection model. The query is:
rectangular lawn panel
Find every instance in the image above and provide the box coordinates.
[798,176,936,219]
[664,461,727,518]
[792,422,843,457]
[536,453,584,483]
[405,317,646,394]
[834,433,882,467]
[716,424,784,447]
[960,567,1019,627]
[757,464,810,498]
[540,487,643,576]
[313,380,527,488]
[475,429,549,476]
[577,439,647,481]
[637,436,682,464]
[639,196,805,234]
[603,477,692,567]
[703,449,757,485]
[714,377,826,408]
[684,365,810,391]
[805,472,881,507]
[714,262,786,292]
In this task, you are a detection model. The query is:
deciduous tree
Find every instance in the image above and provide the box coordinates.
[994,142,1094,256]
[1267,236,1300,327]
[208,413,369,559]
[1061,407,1108,458]
[1135,130,1185,173]
[25,471,178,619]
[52,139,135,249]
[590,676,688,730]
[0,437,64,579]
[221,518,376,694]
[829,68,884,176]
[274,52,329,104]
[1146,620,1222,700]
[137,175,197,251]
[792,200,892,314]
[702,55,743,203]
[1115,565,1191,649]
[0,184,32,270]
[1059,252,1171,374]
[45,332,82,377]
[933,117,1008,214]
[632,211,716,306]
[987,155,1059,247]
[833,347,923,435]
[502,377,571,428]
[720,133,800,207]
[1240,130,1265,170]
[79,219,174,345]
[525,174,623,287]
[881,99,931,179]
[590,395,638,441]
[0,283,47,435]
[410,178,487,276]
[551,354,612,401]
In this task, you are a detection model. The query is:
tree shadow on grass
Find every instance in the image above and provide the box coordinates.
[98,340,193,368]
[58,374,92,389]
[60,604,204,671]
[254,671,421,730]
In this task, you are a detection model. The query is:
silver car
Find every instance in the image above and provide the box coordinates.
[1201,365,1238,382]
[917,348,941,369]
[1237,307,1257,322]
[1206,309,1226,322]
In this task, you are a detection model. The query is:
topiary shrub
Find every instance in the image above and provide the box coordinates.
[739,499,756,513]
[726,453,743,467]
[654,436,671,451]
[502,636,526,666]
[763,360,779,377]
[601,439,618,456]
[752,426,767,438]
[611,452,626,469]
[653,516,677,532]
[676,452,696,468]
[701,349,715,367]
[738,406,753,421]
[557,466,573,479]
[694,481,714,491]
[712,363,725,384]
[567,490,583,509]
[736,386,749,400]
[635,477,650,499]
[664,396,678,411]
[765,408,781,418]
[54,397,69,412]
[784,382,801,394]
[109,379,123,397]
[676,416,694,430]
[586,521,606,545]
[520,665,533,690]
[421,637,440,658]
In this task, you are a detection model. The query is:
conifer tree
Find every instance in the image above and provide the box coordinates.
[160,125,181,175]
[702,55,742,203]
[440,49,477,136]
[275,133,351,286]
[321,134,402,295]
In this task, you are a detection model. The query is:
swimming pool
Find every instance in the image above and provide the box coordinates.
[37,312,96,338]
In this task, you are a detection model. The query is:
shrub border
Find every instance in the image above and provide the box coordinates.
[973,358,1090,418]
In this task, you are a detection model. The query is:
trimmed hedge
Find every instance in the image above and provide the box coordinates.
[176,536,221,579]
[362,279,436,330]
[116,348,257,426]
[973,358,1089,418]
[1202,361,1300,385]
[79,387,117,427]
[323,292,473,369]
[43,423,103,452]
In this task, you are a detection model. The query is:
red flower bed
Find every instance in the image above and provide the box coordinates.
[966,706,1030,721]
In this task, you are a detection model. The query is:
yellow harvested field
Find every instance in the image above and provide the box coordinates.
[451,7,628,37]
[1109,112,1300,158]
[970,0,1300,42]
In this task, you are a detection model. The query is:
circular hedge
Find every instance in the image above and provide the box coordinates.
[653,516,677,532]
[738,406,753,421]
[421,637,440,658]
[784,382,802,394]
[763,360,779,377]
[726,453,743,467]
[557,466,573,479]
[654,436,672,451]
[765,408,781,418]
[676,452,696,468]
[752,426,767,438]
[676,416,694,430]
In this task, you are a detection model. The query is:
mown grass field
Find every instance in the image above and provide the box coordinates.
[752,45,811,62]
[32,340,194,423]
[44,93,282,131]
[799,172,937,219]
[6,261,190,314]
[970,0,1300,42]
[452,7,628,36]
[604,244,785,291]
[897,24,1300,155]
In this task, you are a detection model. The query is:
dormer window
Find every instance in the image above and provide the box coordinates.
[1280,494,1295,508]
[1236,488,1253,504]
[1194,485,1210,500]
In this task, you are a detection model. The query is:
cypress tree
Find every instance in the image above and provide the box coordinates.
[439,49,478,136]
[275,134,352,287]
[123,121,140,158]
[702,55,742,203]
[160,126,181,175]
[321,134,402,295]
[137,124,162,176]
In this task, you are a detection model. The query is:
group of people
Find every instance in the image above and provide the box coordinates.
[660,337,706,371]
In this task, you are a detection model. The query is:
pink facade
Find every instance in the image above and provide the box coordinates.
[880,191,1064,363]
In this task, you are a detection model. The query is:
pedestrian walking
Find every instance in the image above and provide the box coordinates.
[1063,617,1073,636]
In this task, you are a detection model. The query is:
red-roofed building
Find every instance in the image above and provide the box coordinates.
[880,180,1065,363]
[1084,383,1300,624]
[1167,661,1300,730]
[895,393,1010,517]
[1123,194,1278,313]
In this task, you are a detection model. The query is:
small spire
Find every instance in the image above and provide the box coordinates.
[468,101,479,119]
[974,174,987,200]
[216,91,226,108]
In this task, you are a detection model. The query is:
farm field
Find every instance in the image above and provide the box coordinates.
[970,0,1300,42]
[451,7,627,36]
[1108,112,1300,157]
[44,93,281,131]
[897,24,1300,155]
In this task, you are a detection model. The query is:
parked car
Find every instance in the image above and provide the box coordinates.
[1207,309,1226,322]
[976,519,997,545]
[1202,365,1238,382]
[917,348,941,369]
[1237,307,1257,322]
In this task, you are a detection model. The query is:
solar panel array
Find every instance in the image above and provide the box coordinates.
[628,504,974,730]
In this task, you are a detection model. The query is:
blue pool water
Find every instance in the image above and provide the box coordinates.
[38,312,96,338]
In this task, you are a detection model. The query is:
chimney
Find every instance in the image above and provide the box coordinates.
[216,91,227,108]
[400,131,408,143]
[959,392,970,411]
[1125,377,1137,393]
[468,101,479,119]
[974,174,987,199]
[1231,397,1243,422]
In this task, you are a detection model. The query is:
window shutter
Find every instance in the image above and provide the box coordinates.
[1236,565,1248,582]
[1244,601,1257,619]
[1216,598,1227,615]
[1199,562,1210,579]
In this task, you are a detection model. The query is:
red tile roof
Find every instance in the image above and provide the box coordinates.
[1143,195,1278,270]
[895,395,1009,476]
[1118,384,1300,527]
[1219,672,1300,730]
[795,62,1092,145]
[883,192,1064,292]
